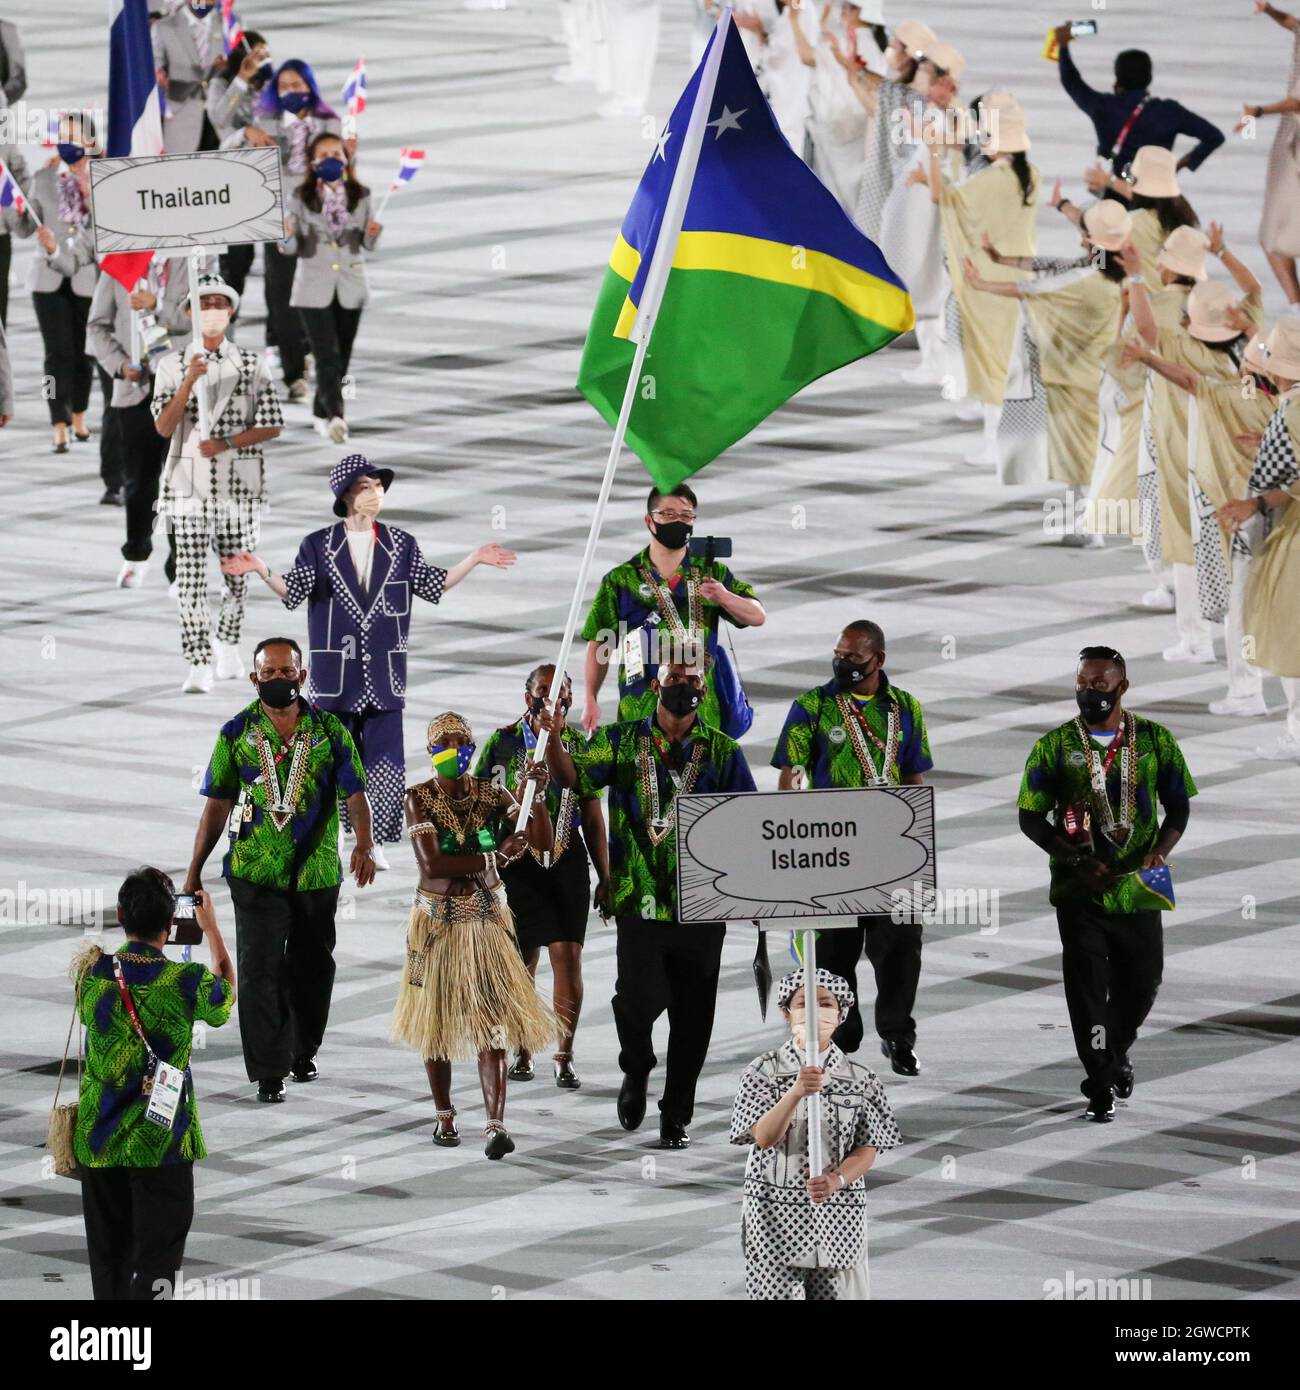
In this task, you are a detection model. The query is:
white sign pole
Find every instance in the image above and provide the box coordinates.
[801,926,824,1180]
[128,278,143,368]
[514,10,732,832]
[187,246,211,440]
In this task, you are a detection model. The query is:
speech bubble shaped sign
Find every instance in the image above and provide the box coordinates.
[681,787,931,913]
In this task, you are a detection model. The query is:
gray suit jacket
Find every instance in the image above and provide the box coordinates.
[152,7,221,153]
[282,190,378,309]
[17,165,97,296]
[0,138,29,237]
[87,262,196,409]
[243,111,343,184]
[0,316,12,417]
[206,74,257,143]
[0,21,25,105]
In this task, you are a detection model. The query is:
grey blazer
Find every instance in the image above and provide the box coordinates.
[0,21,25,105]
[0,316,13,418]
[17,165,97,296]
[152,7,221,154]
[87,262,197,409]
[244,111,343,185]
[282,190,378,309]
[206,74,257,143]
[0,139,29,237]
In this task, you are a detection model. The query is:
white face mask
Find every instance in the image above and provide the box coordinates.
[789,1003,840,1053]
[200,307,231,338]
[351,486,384,517]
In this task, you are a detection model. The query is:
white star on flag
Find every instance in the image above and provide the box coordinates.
[707,105,746,138]
[655,126,672,161]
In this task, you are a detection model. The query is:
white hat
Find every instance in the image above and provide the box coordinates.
[1264,316,1300,379]
[190,271,241,314]
[987,106,1030,154]
[1082,200,1133,252]
[1129,145,1180,199]
[893,20,937,61]
[925,40,965,81]
[1155,225,1209,281]
[1186,281,1242,344]
[1243,328,1271,377]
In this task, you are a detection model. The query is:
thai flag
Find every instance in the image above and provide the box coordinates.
[103,0,165,290]
[221,1,246,57]
[391,148,425,190]
[0,159,26,218]
[342,57,367,116]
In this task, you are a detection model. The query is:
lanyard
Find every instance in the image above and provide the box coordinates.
[111,956,157,1065]
[1110,95,1150,159]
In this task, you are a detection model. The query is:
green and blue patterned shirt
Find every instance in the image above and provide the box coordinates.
[75,943,233,1168]
[473,719,597,858]
[771,675,933,786]
[580,547,758,728]
[1018,714,1196,909]
[200,697,366,891]
[572,715,756,920]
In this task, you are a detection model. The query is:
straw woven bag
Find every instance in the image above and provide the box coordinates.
[46,978,86,1180]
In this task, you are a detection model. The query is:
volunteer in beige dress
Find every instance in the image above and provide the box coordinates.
[933,98,1037,467]
[1218,318,1300,761]
[1085,146,1200,285]
[1241,3,1300,304]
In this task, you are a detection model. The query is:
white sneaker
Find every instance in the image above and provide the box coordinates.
[952,399,982,423]
[901,363,944,386]
[327,416,349,445]
[369,845,392,871]
[552,64,591,84]
[1162,641,1216,664]
[1255,732,1300,761]
[182,663,214,694]
[116,560,151,589]
[168,578,180,601]
[287,379,310,403]
[1209,693,1267,718]
[312,417,331,439]
[1141,585,1175,612]
[214,641,245,680]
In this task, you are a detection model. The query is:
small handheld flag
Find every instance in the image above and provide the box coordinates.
[1111,864,1176,913]
[343,57,367,116]
[221,1,246,56]
[374,148,425,219]
[0,160,28,219]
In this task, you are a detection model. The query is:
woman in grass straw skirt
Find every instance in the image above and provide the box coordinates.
[393,711,559,1160]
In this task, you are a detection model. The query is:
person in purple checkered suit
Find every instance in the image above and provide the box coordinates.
[223,454,516,867]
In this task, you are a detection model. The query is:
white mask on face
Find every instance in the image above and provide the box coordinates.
[789,1003,841,1054]
[200,307,231,338]
[352,486,384,517]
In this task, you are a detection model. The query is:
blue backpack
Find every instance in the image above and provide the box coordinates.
[712,633,754,740]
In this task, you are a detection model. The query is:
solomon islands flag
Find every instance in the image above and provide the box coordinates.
[577,11,913,493]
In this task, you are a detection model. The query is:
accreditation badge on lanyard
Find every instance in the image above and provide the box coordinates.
[112,956,184,1131]
[622,627,647,684]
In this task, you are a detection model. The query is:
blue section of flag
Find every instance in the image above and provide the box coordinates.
[1136,865,1175,909]
[343,59,367,112]
[620,15,905,319]
[107,0,159,158]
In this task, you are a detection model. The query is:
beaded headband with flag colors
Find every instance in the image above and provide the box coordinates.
[427,712,473,750]
[776,967,856,1019]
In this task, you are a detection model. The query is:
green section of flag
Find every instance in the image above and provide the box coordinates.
[576,264,903,493]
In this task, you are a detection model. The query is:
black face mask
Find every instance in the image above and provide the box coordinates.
[527,695,545,716]
[258,677,300,709]
[659,683,701,718]
[832,656,874,688]
[652,519,693,551]
[1076,687,1119,724]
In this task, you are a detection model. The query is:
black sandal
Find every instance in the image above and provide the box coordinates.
[484,1121,515,1160]
[507,1051,535,1081]
[553,1052,581,1090]
[432,1107,460,1147]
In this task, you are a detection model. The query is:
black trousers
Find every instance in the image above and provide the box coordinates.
[81,1163,194,1301]
[262,245,307,383]
[815,914,923,1052]
[299,299,362,421]
[96,366,116,488]
[228,877,340,1082]
[1056,901,1163,1099]
[0,233,10,328]
[220,243,255,300]
[32,282,93,424]
[115,397,170,560]
[613,915,725,1127]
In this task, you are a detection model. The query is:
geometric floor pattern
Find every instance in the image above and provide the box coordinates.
[1,0,1297,1299]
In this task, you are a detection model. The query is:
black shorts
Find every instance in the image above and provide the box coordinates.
[501,845,591,952]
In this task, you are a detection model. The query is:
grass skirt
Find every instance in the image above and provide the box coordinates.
[390,884,558,1061]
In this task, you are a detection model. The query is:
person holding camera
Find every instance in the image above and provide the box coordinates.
[73,866,234,1301]
[1017,647,1195,1123]
[580,483,765,739]
[88,257,208,591]
[473,664,609,1089]
[547,644,757,1150]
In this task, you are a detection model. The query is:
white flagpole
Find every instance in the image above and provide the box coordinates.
[801,927,824,1180]
[514,9,733,831]
[128,277,143,368]
[187,246,211,440]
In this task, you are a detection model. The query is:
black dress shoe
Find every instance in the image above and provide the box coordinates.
[484,1125,515,1160]
[290,1056,318,1083]
[1114,1060,1134,1100]
[1085,1089,1116,1122]
[659,1120,691,1149]
[53,441,69,454]
[507,1051,535,1081]
[99,488,123,506]
[256,1078,285,1103]
[617,1072,648,1131]
[432,1111,460,1147]
[554,1054,581,1089]
[881,1040,920,1076]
